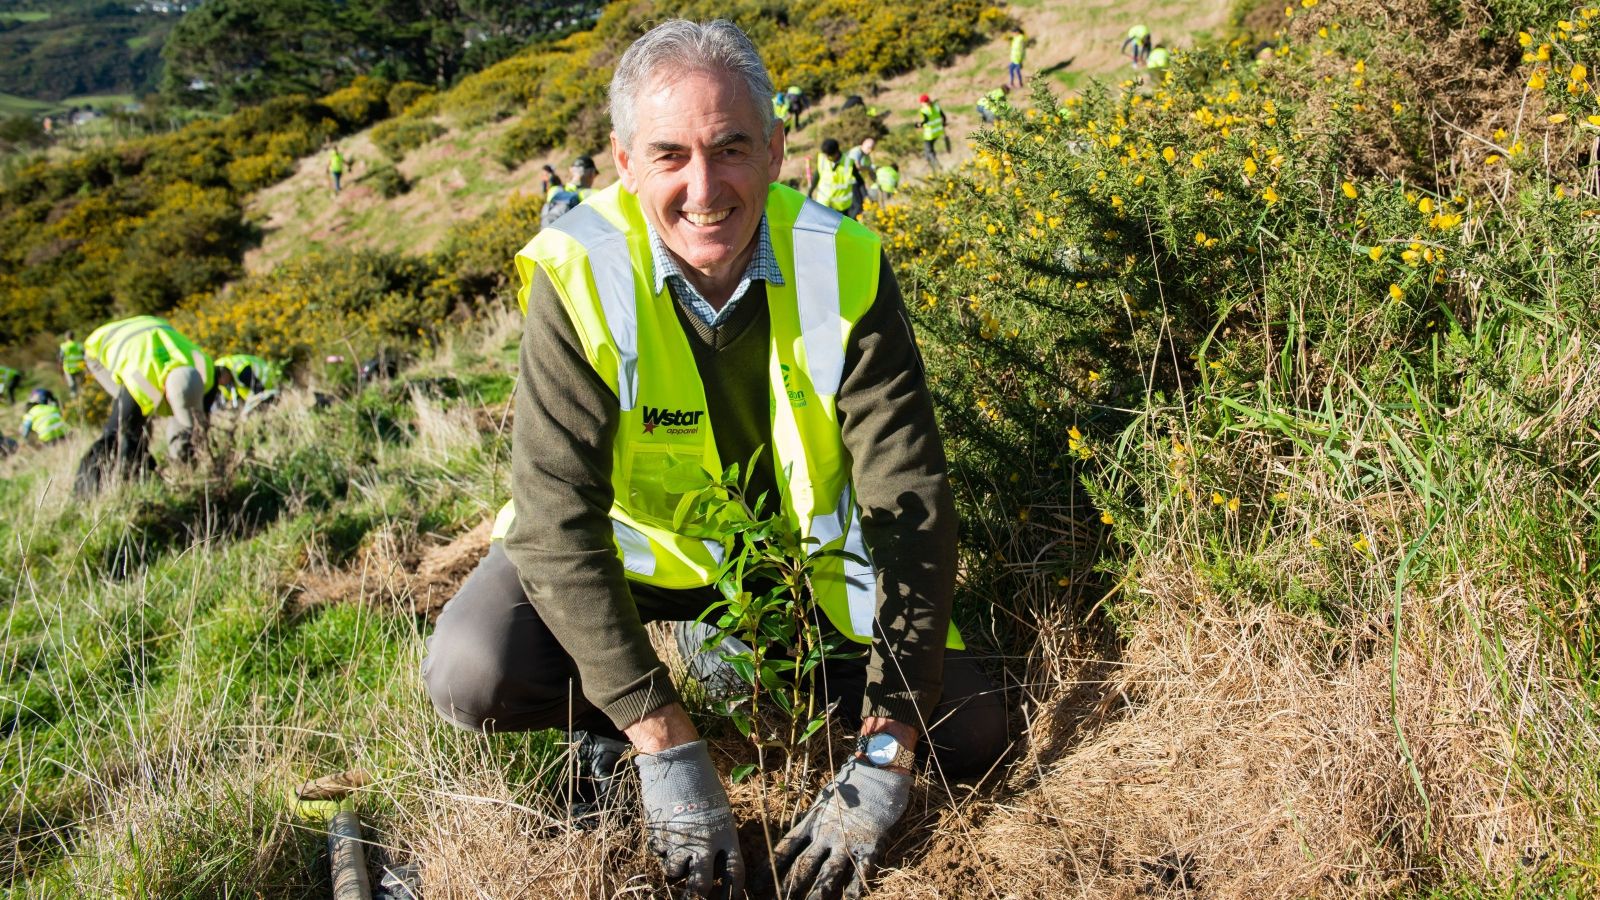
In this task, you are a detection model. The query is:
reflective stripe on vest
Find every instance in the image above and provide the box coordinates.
[519,182,962,649]
[25,404,66,442]
[61,341,86,374]
[812,154,855,212]
[86,316,213,416]
[216,354,275,399]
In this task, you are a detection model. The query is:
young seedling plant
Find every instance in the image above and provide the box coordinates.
[662,449,862,827]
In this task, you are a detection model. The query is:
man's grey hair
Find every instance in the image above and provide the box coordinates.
[609,19,776,150]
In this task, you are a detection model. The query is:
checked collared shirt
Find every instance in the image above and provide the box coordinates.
[647,215,785,329]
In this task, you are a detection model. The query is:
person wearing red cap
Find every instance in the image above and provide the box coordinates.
[917,93,949,172]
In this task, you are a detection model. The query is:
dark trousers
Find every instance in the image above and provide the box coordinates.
[75,388,156,495]
[423,544,1010,780]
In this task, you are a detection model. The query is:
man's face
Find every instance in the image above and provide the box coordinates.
[613,67,784,284]
[861,138,875,154]
[571,164,595,187]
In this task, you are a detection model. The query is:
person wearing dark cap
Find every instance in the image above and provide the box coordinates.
[568,155,600,199]
[917,93,949,172]
[807,137,858,216]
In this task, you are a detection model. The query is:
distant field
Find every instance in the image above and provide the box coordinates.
[0,90,52,116]
[0,91,136,118]
[64,93,136,108]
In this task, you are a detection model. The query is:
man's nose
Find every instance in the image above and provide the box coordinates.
[683,152,716,206]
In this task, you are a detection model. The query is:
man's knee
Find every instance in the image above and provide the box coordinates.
[422,544,568,732]
[423,623,518,732]
[926,655,1011,780]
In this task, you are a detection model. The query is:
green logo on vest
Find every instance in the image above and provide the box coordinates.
[642,405,704,435]
[779,364,808,408]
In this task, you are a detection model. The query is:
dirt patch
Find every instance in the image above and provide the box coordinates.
[291,517,493,620]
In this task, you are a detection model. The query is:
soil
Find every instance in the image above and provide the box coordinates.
[290,516,493,621]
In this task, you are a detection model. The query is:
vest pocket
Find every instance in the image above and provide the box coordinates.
[619,442,707,531]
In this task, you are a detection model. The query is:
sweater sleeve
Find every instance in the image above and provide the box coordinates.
[836,253,958,727]
[503,263,681,731]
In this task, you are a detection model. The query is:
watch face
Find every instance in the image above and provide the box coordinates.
[861,732,902,766]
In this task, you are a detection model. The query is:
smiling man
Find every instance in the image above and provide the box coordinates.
[422,19,1006,899]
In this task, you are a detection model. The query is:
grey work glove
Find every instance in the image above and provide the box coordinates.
[772,758,910,899]
[634,739,745,899]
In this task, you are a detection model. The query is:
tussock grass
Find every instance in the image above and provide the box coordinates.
[6,1,1600,896]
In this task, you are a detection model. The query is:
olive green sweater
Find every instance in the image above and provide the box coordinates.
[504,253,956,731]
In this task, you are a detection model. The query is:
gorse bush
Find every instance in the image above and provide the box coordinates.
[873,0,1598,633]
[0,77,392,348]
[175,192,546,365]
[378,0,1006,166]
[371,118,448,161]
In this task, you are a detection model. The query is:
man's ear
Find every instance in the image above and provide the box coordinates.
[611,132,636,192]
[767,122,786,183]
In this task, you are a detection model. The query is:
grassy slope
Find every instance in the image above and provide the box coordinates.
[241,0,1231,273]
[7,0,1599,897]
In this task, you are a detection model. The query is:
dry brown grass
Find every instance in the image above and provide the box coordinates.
[861,559,1585,899]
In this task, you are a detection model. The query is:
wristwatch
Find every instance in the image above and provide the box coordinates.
[856,731,915,771]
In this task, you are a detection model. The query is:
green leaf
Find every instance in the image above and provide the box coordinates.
[730,762,757,783]
[770,690,794,715]
[731,711,753,738]
[672,489,701,532]
[661,460,712,493]
[800,716,828,742]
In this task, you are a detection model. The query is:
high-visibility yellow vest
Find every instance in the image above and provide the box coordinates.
[329,151,345,174]
[85,316,214,417]
[216,353,276,402]
[772,93,791,120]
[60,340,86,374]
[1127,24,1150,41]
[23,403,66,442]
[547,185,596,201]
[504,182,961,649]
[1010,34,1026,65]
[812,153,856,212]
[919,102,945,142]
[875,165,901,195]
[0,365,16,386]
[1147,47,1171,69]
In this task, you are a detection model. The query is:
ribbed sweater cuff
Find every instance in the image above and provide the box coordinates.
[861,681,941,730]
[602,671,682,731]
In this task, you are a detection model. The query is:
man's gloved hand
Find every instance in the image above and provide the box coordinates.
[634,739,745,898]
[771,758,910,899]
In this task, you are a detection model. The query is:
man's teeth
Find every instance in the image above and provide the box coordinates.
[684,209,731,225]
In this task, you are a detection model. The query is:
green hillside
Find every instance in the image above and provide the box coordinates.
[0,2,174,103]
[3,0,1600,896]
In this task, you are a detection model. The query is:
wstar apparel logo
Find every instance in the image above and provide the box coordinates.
[641,405,704,435]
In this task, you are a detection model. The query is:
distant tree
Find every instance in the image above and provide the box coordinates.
[0,115,47,151]
[161,0,603,108]
[160,0,358,107]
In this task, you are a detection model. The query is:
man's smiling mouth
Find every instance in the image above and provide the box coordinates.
[683,209,731,226]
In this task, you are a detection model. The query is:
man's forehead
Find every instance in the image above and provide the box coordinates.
[634,67,757,128]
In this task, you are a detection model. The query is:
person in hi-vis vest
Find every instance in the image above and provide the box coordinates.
[422,18,1006,900]
[79,316,229,491]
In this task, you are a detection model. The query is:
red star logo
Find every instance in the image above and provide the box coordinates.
[642,422,657,434]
